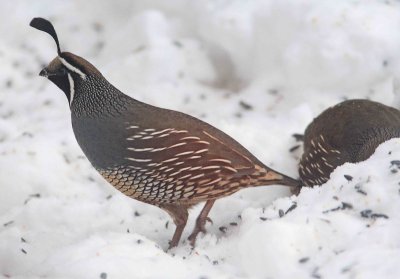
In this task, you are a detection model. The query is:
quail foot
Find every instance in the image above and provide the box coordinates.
[31,17,300,249]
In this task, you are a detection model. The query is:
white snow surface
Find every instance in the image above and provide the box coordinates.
[1,0,400,278]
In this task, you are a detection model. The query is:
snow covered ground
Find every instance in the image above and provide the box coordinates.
[1,0,400,278]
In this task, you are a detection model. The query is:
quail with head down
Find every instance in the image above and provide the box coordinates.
[299,99,400,186]
[31,17,300,248]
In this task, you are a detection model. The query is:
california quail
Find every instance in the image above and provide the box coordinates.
[299,99,400,186]
[31,17,300,248]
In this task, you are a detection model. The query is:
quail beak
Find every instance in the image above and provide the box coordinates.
[265,170,302,188]
[39,67,66,77]
[39,67,49,77]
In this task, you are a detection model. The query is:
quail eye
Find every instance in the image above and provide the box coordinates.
[59,67,67,76]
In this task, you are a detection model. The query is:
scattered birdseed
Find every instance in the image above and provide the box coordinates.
[292,134,304,142]
[278,209,285,217]
[229,222,238,226]
[360,209,389,219]
[21,237,26,243]
[87,176,95,182]
[311,267,321,279]
[344,175,353,181]
[391,160,400,168]
[341,265,352,273]
[173,41,183,48]
[383,60,388,67]
[137,239,143,244]
[219,226,227,233]
[106,195,112,200]
[268,89,279,95]
[100,272,107,279]
[239,100,253,111]
[21,248,27,254]
[3,220,14,227]
[289,145,301,152]
[5,79,13,88]
[285,202,297,214]
[63,154,71,164]
[323,202,353,213]
[212,260,219,265]
[299,257,310,263]
[134,211,140,217]
[259,217,267,221]
[92,22,104,32]
[354,183,367,195]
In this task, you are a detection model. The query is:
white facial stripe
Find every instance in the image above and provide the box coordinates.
[67,73,75,106]
[59,57,86,79]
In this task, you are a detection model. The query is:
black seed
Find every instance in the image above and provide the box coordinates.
[173,41,183,48]
[3,220,14,227]
[219,226,227,233]
[63,154,71,164]
[360,209,388,219]
[391,160,400,168]
[22,132,34,138]
[354,183,367,195]
[360,209,372,218]
[341,265,352,273]
[259,217,267,221]
[234,112,242,118]
[100,272,107,279]
[229,222,238,226]
[268,89,279,95]
[285,202,297,214]
[292,134,304,142]
[137,239,143,244]
[278,209,285,217]
[212,260,219,265]
[95,41,105,51]
[344,175,353,181]
[289,145,300,153]
[239,101,253,111]
[21,248,27,254]
[21,237,26,243]
[383,60,388,67]
[311,267,321,279]
[323,202,353,213]
[127,229,130,233]
[391,169,398,174]
[5,79,13,88]
[106,195,112,200]
[371,213,389,219]
[134,211,140,217]
[341,202,353,210]
[299,257,309,263]
[133,45,146,53]
[165,221,169,229]
[24,193,41,205]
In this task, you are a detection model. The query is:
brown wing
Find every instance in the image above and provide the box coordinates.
[110,124,257,204]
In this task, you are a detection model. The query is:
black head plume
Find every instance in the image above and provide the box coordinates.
[30,17,61,54]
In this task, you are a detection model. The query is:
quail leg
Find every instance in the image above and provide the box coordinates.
[160,204,189,249]
[188,199,215,246]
